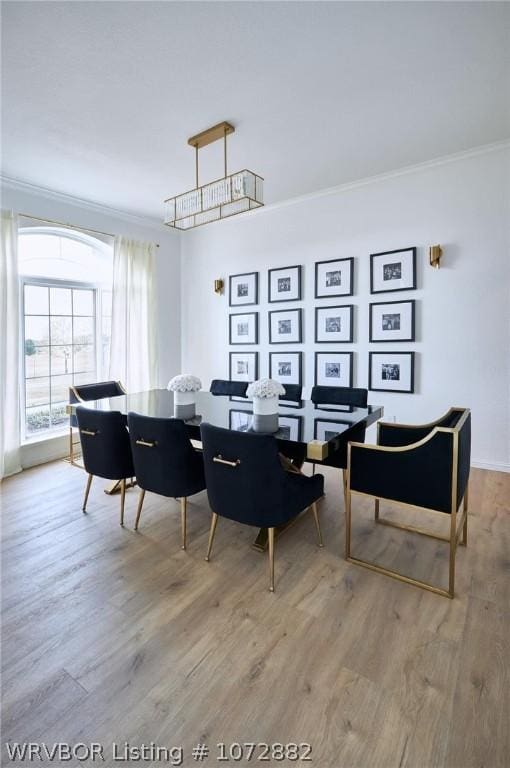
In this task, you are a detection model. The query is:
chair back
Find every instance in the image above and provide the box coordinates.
[200,423,289,527]
[127,412,205,498]
[70,381,125,427]
[210,379,248,397]
[76,407,134,480]
[311,386,368,408]
[455,409,471,509]
[280,384,302,403]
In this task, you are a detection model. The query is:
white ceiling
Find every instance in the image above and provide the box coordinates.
[2,1,509,219]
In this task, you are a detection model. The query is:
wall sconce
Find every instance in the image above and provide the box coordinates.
[214,279,224,295]
[429,245,443,269]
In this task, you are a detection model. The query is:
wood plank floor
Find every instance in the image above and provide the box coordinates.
[1,461,509,767]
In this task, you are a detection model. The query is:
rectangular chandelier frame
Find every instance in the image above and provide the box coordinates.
[163,121,264,231]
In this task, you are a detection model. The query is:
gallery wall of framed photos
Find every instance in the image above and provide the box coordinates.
[226,248,418,397]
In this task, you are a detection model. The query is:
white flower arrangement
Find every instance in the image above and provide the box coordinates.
[246,378,285,399]
[167,374,202,393]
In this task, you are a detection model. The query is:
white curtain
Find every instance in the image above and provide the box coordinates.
[109,236,158,392]
[0,210,21,481]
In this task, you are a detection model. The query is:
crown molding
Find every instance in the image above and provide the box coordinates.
[0,174,169,231]
[2,138,509,233]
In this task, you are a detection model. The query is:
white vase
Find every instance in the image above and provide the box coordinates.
[174,390,196,406]
[252,395,279,433]
[252,395,278,415]
[174,390,196,420]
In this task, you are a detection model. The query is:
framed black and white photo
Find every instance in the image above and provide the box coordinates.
[229,409,253,432]
[314,419,350,443]
[369,300,415,342]
[229,272,258,306]
[229,312,259,345]
[370,248,416,294]
[315,258,354,298]
[269,308,303,344]
[277,415,303,442]
[369,351,415,393]
[268,265,302,303]
[229,351,259,383]
[315,305,353,343]
[315,351,353,388]
[269,351,302,386]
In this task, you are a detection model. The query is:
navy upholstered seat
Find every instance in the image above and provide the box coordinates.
[76,406,135,525]
[346,407,471,598]
[127,413,206,548]
[311,385,368,408]
[280,384,302,403]
[209,379,248,397]
[68,380,126,464]
[200,423,325,591]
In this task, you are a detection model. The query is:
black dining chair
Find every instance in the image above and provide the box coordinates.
[200,423,325,592]
[346,407,471,598]
[311,386,368,409]
[209,379,248,398]
[280,384,302,404]
[76,406,135,525]
[127,412,206,549]
[69,380,126,466]
[309,386,369,502]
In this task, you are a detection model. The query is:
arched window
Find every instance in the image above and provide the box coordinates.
[18,227,113,440]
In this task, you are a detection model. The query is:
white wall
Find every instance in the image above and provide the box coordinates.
[1,180,182,468]
[181,147,510,471]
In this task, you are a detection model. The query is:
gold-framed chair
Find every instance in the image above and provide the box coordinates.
[345,407,471,598]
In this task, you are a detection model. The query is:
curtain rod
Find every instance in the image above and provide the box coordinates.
[18,213,160,247]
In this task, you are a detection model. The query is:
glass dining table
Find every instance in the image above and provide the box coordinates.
[67,388,383,462]
[67,389,383,549]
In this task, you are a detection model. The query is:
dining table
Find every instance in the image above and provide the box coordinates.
[67,388,383,549]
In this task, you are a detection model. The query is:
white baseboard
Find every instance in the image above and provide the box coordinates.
[471,460,510,474]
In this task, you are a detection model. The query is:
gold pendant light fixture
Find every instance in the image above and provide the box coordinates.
[163,121,264,231]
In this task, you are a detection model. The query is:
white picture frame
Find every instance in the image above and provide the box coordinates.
[315,258,354,298]
[229,351,259,382]
[269,308,303,344]
[229,312,258,345]
[268,265,302,303]
[315,352,353,388]
[369,351,415,392]
[229,272,258,306]
[369,300,415,342]
[315,305,353,343]
[269,351,302,386]
[370,248,416,294]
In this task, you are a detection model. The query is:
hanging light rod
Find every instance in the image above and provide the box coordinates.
[187,121,235,149]
[18,213,160,247]
[163,120,263,231]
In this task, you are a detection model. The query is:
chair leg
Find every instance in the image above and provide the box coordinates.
[205,513,218,561]
[312,463,316,476]
[134,489,146,531]
[461,487,468,546]
[448,509,457,598]
[120,479,126,527]
[375,498,380,521]
[181,497,187,550]
[268,526,275,592]
[345,489,352,559]
[82,473,93,512]
[310,502,324,547]
[69,427,74,465]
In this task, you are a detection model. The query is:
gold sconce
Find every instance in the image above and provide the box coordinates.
[429,245,443,269]
[214,279,224,295]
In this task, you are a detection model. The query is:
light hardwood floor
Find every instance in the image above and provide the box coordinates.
[1,461,509,767]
